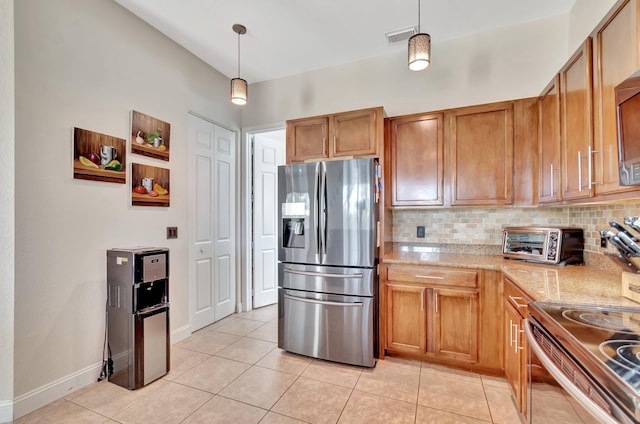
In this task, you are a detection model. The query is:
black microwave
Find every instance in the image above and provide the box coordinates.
[616,76,640,186]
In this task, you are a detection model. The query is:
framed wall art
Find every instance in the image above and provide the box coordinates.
[73,127,126,184]
[130,110,170,161]
[131,163,170,207]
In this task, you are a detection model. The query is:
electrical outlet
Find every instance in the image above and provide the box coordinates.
[417,226,426,238]
[167,227,178,239]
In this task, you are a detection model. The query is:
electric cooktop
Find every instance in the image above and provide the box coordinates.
[529,302,640,421]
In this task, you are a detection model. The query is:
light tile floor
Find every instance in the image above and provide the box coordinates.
[13,304,584,423]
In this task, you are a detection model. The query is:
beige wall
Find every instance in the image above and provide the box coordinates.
[242,15,569,127]
[13,0,239,412]
[0,0,15,420]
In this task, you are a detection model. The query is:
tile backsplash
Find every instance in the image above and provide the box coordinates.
[392,201,640,254]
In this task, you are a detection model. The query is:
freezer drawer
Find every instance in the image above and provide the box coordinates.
[279,263,375,296]
[278,288,375,367]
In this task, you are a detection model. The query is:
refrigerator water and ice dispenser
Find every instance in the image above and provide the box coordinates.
[282,200,307,249]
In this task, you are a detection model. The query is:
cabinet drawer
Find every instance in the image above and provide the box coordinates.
[503,278,529,317]
[387,266,477,288]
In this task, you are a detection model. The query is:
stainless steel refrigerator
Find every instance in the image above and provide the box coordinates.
[277,158,380,367]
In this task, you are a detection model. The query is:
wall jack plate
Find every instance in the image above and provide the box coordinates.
[167,227,178,239]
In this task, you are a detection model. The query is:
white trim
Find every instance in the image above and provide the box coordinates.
[240,123,286,313]
[0,399,13,424]
[171,324,191,344]
[12,362,101,420]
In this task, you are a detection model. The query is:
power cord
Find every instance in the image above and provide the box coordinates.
[98,300,109,381]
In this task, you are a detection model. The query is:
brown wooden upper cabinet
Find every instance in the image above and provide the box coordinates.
[388,113,444,206]
[592,0,640,196]
[538,0,640,204]
[538,76,562,204]
[448,102,514,206]
[560,39,594,202]
[285,106,383,163]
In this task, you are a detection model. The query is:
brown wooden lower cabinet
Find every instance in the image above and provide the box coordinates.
[503,277,531,418]
[385,283,427,353]
[382,264,482,365]
[434,288,479,362]
[503,278,544,417]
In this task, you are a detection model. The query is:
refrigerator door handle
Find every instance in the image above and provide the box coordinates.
[284,294,363,307]
[313,162,320,256]
[284,268,364,279]
[320,161,327,259]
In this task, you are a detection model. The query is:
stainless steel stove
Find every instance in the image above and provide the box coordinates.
[526,302,640,424]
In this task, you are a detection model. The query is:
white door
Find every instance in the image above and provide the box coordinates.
[213,125,236,321]
[188,113,236,331]
[252,132,285,308]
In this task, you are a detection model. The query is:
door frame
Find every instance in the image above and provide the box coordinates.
[187,111,241,332]
[240,123,285,312]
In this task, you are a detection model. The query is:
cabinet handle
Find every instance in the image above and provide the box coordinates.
[550,163,554,197]
[508,295,527,309]
[420,291,424,311]
[415,275,444,280]
[435,292,439,314]
[578,150,583,192]
[515,325,524,352]
[509,319,515,347]
[588,145,600,189]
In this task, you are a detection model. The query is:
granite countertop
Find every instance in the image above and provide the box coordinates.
[383,249,640,308]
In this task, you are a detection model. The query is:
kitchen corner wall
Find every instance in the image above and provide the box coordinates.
[0,0,15,420]
[393,201,640,255]
[13,0,239,413]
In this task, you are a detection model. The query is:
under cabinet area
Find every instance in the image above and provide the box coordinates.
[285,106,383,164]
[381,264,482,365]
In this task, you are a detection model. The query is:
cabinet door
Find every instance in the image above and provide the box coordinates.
[538,76,562,203]
[332,108,380,158]
[389,113,444,206]
[560,39,594,201]
[448,102,514,206]
[432,288,479,362]
[386,283,427,353]
[593,0,640,195]
[503,299,526,415]
[286,117,329,163]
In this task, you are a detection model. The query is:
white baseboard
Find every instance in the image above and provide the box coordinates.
[12,362,101,420]
[9,326,192,421]
[0,399,13,424]
[171,324,191,344]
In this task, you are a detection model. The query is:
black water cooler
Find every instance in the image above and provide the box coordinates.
[107,247,170,389]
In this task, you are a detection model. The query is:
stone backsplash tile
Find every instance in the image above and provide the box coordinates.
[392,201,640,257]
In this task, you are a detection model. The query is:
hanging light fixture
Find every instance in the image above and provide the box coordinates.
[408,0,431,71]
[231,23,248,105]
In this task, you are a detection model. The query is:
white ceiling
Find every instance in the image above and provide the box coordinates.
[114,0,576,84]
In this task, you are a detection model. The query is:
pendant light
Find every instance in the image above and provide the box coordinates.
[408,0,431,71]
[231,24,248,105]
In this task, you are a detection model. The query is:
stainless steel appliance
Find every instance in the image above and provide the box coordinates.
[107,247,170,389]
[526,302,640,423]
[502,227,584,265]
[278,158,380,367]
[616,76,640,186]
